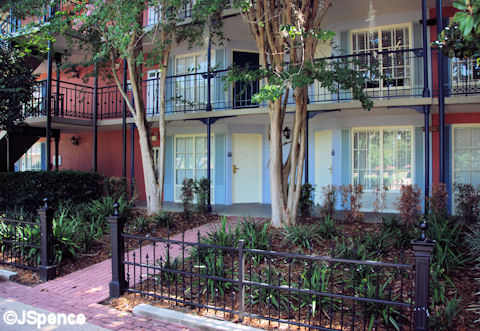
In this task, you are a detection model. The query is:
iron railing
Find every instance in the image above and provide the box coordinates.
[108,212,434,330]
[23,49,480,122]
[0,199,57,281]
[0,217,41,271]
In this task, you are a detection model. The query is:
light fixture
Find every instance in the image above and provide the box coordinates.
[70,136,79,146]
[282,126,291,140]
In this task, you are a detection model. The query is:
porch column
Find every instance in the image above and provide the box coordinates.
[45,41,53,172]
[93,64,98,173]
[436,0,446,183]
[206,34,212,112]
[122,59,127,177]
[206,118,212,212]
[422,0,431,212]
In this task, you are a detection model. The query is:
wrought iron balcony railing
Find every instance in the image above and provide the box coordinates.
[25,49,480,122]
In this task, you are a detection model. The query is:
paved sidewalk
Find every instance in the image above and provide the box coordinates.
[0,216,246,330]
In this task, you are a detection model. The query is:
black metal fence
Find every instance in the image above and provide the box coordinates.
[109,212,434,330]
[0,199,57,281]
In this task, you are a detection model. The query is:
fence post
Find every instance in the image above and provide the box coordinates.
[39,198,56,281]
[238,239,245,322]
[412,219,435,331]
[108,203,126,298]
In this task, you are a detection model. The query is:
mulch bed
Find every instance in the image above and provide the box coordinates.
[106,217,480,330]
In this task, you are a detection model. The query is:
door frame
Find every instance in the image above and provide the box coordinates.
[232,133,262,203]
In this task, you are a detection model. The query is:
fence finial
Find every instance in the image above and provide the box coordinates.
[113,202,119,216]
[43,197,49,210]
[418,215,428,241]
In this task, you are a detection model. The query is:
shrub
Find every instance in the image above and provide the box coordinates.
[151,210,174,229]
[317,214,339,239]
[299,183,315,217]
[86,193,133,228]
[340,184,364,222]
[397,185,422,225]
[180,178,195,218]
[319,185,336,218]
[455,184,480,225]
[429,183,448,216]
[467,225,480,265]
[194,178,210,213]
[104,176,133,201]
[430,295,462,331]
[282,223,320,252]
[380,216,412,249]
[130,216,150,233]
[0,171,104,213]
[239,217,270,250]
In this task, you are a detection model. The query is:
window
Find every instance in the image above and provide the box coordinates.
[353,128,413,191]
[351,24,411,89]
[174,135,214,201]
[451,58,480,91]
[147,0,195,26]
[174,53,212,111]
[453,126,480,187]
[16,142,43,171]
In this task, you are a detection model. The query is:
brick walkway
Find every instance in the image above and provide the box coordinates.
[0,216,243,330]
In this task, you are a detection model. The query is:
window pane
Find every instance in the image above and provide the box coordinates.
[185,138,194,153]
[196,136,206,152]
[176,138,185,152]
[176,154,185,169]
[185,154,194,169]
[472,128,480,148]
[472,171,480,186]
[196,153,207,169]
[472,150,480,170]
[176,169,185,185]
[196,169,207,179]
[455,150,470,170]
[455,128,469,148]
[455,171,470,185]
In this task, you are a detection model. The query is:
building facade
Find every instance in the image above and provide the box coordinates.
[2,0,479,212]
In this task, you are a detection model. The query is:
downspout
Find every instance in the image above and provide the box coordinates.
[422,0,431,213]
[436,0,446,183]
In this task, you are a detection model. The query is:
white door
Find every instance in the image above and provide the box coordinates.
[315,130,332,205]
[232,134,262,203]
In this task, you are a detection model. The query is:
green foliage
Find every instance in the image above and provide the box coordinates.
[435,0,480,61]
[430,295,462,330]
[455,183,480,225]
[317,214,339,239]
[203,216,239,248]
[194,178,210,213]
[238,218,270,250]
[0,171,104,214]
[299,262,337,317]
[180,178,195,218]
[151,210,174,229]
[104,177,132,202]
[380,216,413,249]
[282,223,319,252]
[156,248,181,285]
[0,47,39,133]
[249,266,290,311]
[298,183,315,217]
[86,193,133,226]
[203,253,233,298]
[319,185,336,218]
[426,213,465,275]
[467,224,480,264]
[130,216,150,233]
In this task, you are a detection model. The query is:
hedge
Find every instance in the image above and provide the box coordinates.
[0,171,104,213]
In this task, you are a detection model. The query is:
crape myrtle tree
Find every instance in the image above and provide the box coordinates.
[228,0,375,227]
[0,47,38,171]
[435,0,480,62]
[3,0,223,214]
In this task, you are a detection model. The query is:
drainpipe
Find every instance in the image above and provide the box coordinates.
[422,0,431,213]
[93,63,98,173]
[122,59,127,178]
[436,0,445,183]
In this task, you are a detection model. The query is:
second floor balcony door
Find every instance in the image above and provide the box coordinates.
[233,51,259,109]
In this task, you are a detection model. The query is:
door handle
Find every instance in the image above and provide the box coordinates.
[233,164,239,174]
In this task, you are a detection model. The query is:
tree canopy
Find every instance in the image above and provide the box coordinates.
[0,46,38,134]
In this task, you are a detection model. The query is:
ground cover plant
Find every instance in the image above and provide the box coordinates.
[108,184,480,330]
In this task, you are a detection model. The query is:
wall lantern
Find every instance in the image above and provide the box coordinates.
[283,126,291,140]
[70,136,79,146]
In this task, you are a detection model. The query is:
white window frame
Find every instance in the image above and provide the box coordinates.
[351,126,415,193]
[173,134,215,203]
[174,52,214,111]
[452,124,480,188]
[350,23,413,92]
[17,142,43,171]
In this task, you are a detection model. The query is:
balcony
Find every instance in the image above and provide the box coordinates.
[21,48,480,123]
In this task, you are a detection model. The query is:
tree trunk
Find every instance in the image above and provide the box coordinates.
[269,99,285,227]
